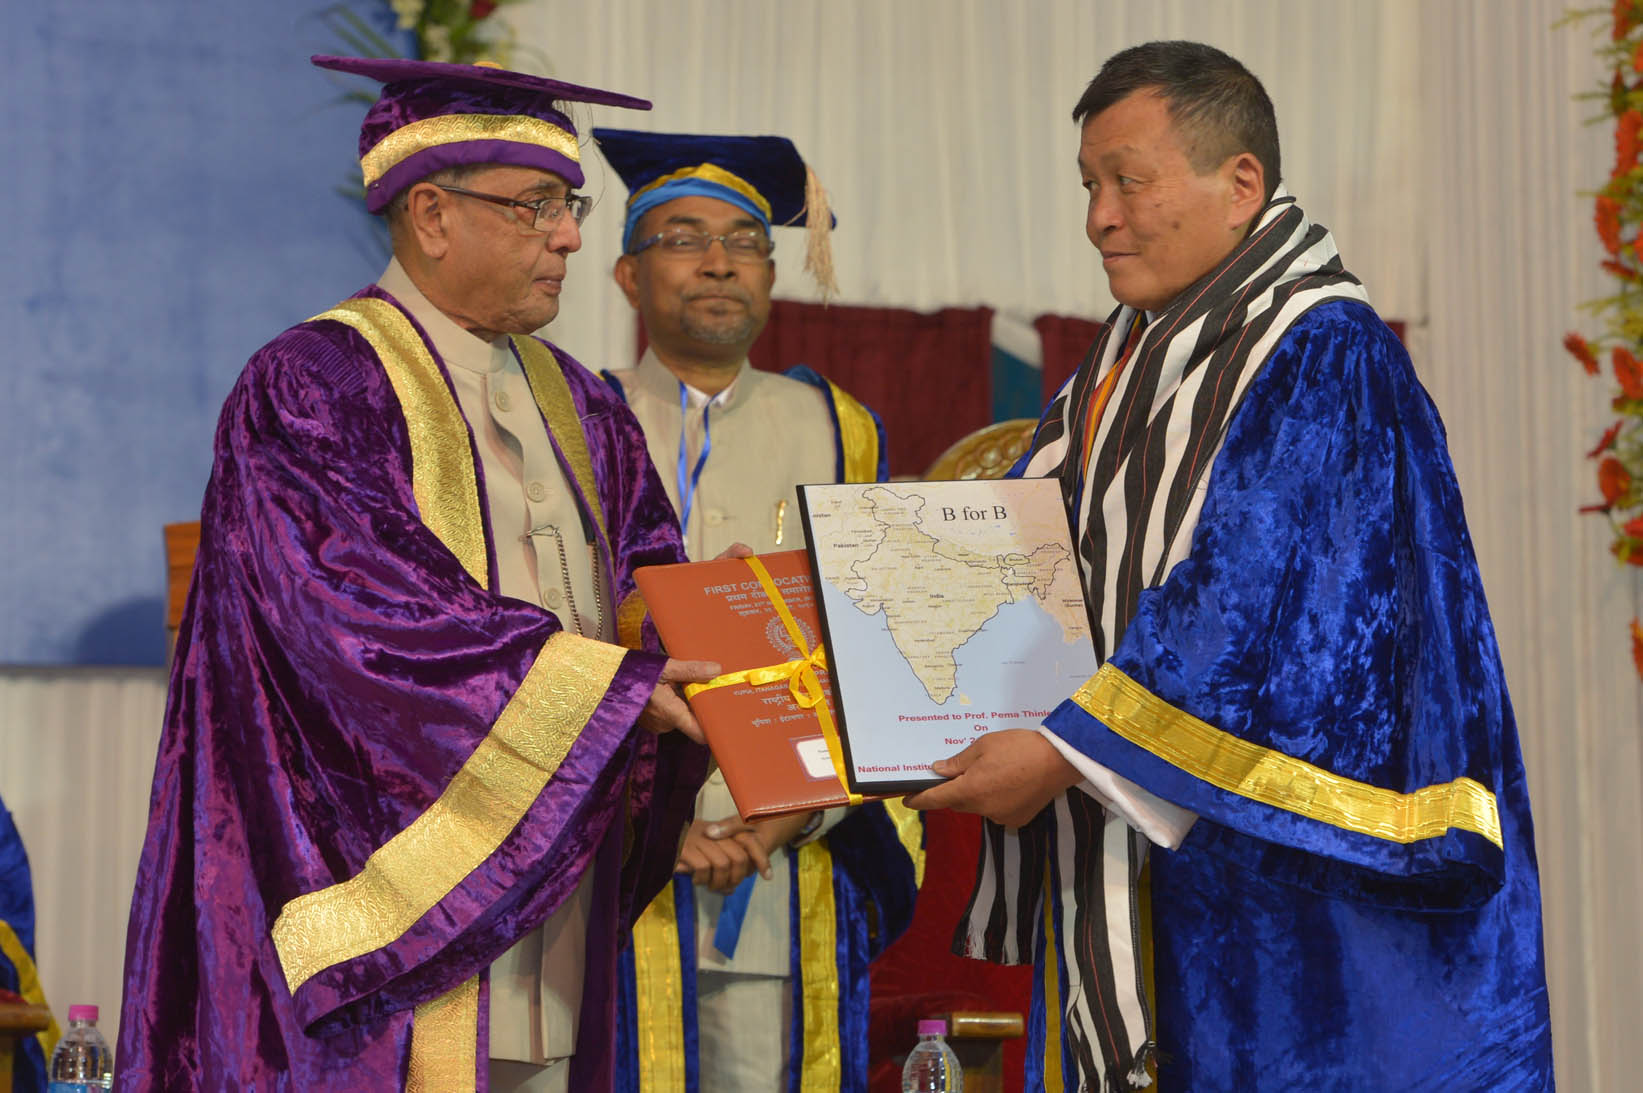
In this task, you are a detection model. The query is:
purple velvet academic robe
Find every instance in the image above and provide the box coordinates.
[116,286,706,1091]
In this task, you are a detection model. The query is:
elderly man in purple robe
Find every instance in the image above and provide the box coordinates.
[115,56,718,1093]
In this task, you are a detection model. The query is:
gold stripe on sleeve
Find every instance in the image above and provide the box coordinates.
[825,380,881,484]
[796,842,843,1092]
[630,885,688,1093]
[270,631,626,991]
[1072,664,1503,848]
[311,298,489,587]
[407,975,479,1093]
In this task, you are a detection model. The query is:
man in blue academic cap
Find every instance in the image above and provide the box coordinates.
[593,129,922,1093]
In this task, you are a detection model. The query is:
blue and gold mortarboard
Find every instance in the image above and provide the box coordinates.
[311,56,652,214]
[592,129,837,297]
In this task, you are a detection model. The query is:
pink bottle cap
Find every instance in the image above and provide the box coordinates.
[67,1004,98,1022]
[917,1019,946,1036]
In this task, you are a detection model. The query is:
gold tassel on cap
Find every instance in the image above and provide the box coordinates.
[802,164,838,302]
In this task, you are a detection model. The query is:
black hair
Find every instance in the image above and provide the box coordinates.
[1072,40,1280,201]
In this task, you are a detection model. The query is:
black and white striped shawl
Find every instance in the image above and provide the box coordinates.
[957,192,1371,1091]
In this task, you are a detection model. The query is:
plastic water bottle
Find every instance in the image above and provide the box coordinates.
[47,1004,113,1091]
[902,1018,963,1092]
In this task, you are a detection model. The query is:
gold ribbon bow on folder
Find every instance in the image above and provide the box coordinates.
[682,555,862,805]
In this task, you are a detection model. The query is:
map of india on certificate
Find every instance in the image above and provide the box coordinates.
[799,477,1099,792]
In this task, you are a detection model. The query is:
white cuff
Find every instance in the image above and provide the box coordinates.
[1036,727,1197,849]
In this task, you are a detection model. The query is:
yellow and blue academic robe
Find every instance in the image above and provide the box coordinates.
[606,362,923,1093]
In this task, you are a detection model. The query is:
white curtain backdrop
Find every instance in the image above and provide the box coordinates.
[533,0,1425,372]
[3,1,1638,1083]
[0,669,164,1050]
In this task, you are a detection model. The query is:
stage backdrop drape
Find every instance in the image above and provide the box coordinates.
[637,300,995,478]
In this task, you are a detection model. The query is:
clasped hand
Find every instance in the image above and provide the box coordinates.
[674,810,815,893]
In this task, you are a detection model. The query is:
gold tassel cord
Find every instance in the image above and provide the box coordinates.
[802,164,838,302]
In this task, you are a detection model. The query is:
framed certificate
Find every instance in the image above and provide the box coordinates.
[798,477,1099,796]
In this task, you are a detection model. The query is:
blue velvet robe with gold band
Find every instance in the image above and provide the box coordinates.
[2,797,53,1093]
[1035,302,1553,1090]
[116,289,707,1092]
[608,365,924,1093]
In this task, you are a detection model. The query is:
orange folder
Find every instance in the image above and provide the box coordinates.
[634,550,896,821]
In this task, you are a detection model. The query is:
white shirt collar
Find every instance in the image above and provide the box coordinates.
[634,347,744,411]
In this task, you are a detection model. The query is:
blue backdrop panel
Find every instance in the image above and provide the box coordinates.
[1,2,385,665]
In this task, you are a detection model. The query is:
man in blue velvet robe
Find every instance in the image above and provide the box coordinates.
[117,58,718,1093]
[906,41,1555,1091]
[2,794,53,1093]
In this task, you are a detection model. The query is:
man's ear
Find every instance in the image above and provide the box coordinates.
[613,253,642,308]
[1225,151,1266,232]
[404,183,453,260]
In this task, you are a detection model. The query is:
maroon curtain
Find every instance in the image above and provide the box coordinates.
[637,301,993,478]
[751,300,994,477]
[1033,314,1106,403]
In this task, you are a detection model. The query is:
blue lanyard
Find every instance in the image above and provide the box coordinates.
[675,382,719,534]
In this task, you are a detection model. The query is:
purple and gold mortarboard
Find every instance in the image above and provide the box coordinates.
[311,55,651,214]
[592,128,838,297]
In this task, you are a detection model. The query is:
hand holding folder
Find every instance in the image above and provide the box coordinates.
[634,549,886,821]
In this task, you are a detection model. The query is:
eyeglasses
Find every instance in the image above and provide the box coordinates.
[630,227,775,261]
[434,184,594,231]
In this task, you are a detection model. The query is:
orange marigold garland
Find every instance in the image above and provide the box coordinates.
[1618,108,1643,174]
[1574,3,1643,679]
[1567,331,1602,374]
[1617,346,1643,399]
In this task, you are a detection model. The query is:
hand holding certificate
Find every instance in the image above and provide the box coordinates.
[636,477,1100,820]
[798,477,1098,794]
